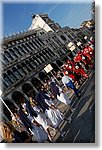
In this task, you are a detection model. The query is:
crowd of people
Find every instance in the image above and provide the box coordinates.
[0,37,95,143]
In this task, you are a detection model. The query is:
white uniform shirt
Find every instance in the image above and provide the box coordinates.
[62,75,72,86]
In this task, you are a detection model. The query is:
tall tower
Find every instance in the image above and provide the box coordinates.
[29,13,61,32]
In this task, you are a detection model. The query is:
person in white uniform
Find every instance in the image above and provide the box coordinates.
[35,89,67,137]
[29,96,56,140]
[49,81,74,112]
[62,74,81,98]
[21,102,49,143]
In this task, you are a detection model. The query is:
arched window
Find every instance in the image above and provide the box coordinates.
[25,60,34,70]
[4,51,14,61]
[2,80,9,90]
[18,46,26,54]
[56,60,63,67]
[29,41,36,50]
[22,83,35,97]
[30,40,38,49]
[7,70,18,82]
[0,56,5,65]
[43,51,50,59]
[31,78,43,90]
[21,62,31,73]
[17,65,27,75]
[3,54,9,64]
[0,76,8,90]
[13,47,23,56]
[12,67,23,79]
[39,54,45,62]
[48,48,55,56]
[29,58,36,68]
[3,100,16,115]
[41,53,47,61]
[3,73,13,86]
[12,91,26,107]
[35,39,42,47]
[38,38,44,46]
[32,40,39,48]
[32,56,40,66]
[51,63,59,72]
[36,55,42,64]
[48,51,52,58]
[25,42,33,51]
[27,41,34,50]
[9,49,18,59]
[39,72,48,81]
[60,35,67,41]
[21,43,30,53]
[61,49,66,54]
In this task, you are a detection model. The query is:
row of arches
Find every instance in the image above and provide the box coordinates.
[2,38,44,66]
[4,33,44,48]
[3,61,61,90]
[2,48,56,90]
[2,77,43,120]
[2,59,65,120]
[2,77,47,120]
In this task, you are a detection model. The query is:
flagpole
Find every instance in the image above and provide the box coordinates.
[0,97,14,117]
[50,71,60,85]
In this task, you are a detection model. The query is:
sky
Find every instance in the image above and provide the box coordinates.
[2,1,92,36]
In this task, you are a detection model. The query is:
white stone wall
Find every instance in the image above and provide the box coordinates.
[29,14,53,32]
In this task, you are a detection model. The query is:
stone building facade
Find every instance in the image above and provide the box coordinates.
[0,14,92,121]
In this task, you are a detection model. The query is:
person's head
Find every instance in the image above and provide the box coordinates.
[67,60,70,64]
[41,85,44,91]
[14,112,19,119]
[65,71,69,75]
[29,96,37,106]
[44,79,49,83]
[62,65,66,70]
[78,51,81,55]
[29,96,33,102]
[22,102,26,109]
[84,44,88,48]
[69,65,72,69]
[1,121,15,142]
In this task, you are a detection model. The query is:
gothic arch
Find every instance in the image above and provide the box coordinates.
[51,63,59,72]
[25,42,33,51]
[12,91,26,107]
[16,64,27,75]
[38,72,49,81]
[62,56,69,62]
[18,45,26,54]
[60,35,67,41]
[25,60,34,70]
[22,82,35,97]
[21,43,31,53]
[21,62,31,72]
[56,60,63,67]
[29,58,36,68]
[9,48,18,59]
[31,77,43,90]
[13,47,22,56]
